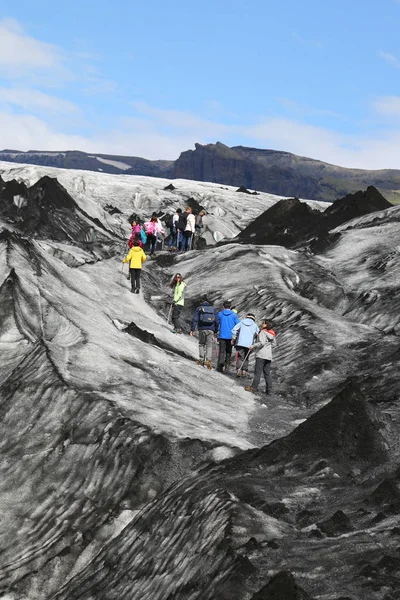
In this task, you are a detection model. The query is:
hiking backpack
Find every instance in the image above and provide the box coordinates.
[177,213,188,230]
[199,305,215,327]
[164,214,174,228]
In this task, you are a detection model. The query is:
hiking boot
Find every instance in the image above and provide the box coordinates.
[216,365,223,373]
[196,359,204,367]
[236,370,242,378]
[205,360,213,370]
[241,370,248,378]
[130,289,135,293]
[245,386,256,393]
[135,289,140,294]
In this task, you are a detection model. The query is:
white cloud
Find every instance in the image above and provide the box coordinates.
[378,50,400,69]
[0,110,196,159]
[238,116,400,170]
[0,87,79,113]
[132,101,231,138]
[277,97,343,119]
[373,95,400,118]
[0,18,66,79]
[0,112,90,151]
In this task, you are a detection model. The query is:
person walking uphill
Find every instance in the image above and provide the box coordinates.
[144,214,164,257]
[190,295,219,369]
[245,320,276,395]
[216,300,239,372]
[170,273,186,334]
[232,313,260,377]
[122,239,147,293]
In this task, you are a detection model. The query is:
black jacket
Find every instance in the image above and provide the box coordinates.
[177,213,188,231]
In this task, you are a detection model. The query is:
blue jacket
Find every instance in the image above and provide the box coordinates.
[232,318,260,348]
[191,301,219,332]
[217,309,239,339]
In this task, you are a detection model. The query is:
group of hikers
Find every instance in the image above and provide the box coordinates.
[164,206,205,252]
[122,213,276,396]
[122,207,205,293]
[124,206,205,262]
[169,273,276,396]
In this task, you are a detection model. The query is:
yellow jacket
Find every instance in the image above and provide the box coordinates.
[123,247,147,269]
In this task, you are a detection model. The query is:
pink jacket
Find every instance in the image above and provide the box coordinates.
[144,220,164,236]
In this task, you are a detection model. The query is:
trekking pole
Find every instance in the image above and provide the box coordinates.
[167,303,173,324]
[238,348,252,373]
[213,335,218,360]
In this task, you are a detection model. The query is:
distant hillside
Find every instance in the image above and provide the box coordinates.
[2,143,400,203]
[0,150,173,178]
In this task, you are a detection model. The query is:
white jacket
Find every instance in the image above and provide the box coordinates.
[252,329,276,360]
[185,213,196,233]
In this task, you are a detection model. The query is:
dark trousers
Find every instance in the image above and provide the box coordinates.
[177,230,184,250]
[168,227,177,247]
[217,339,233,367]
[183,231,192,251]
[236,346,251,372]
[147,234,157,254]
[172,304,183,331]
[130,268,141,291]
[252,358,272,393]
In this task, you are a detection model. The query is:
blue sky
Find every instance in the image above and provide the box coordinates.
[1,0,400,168]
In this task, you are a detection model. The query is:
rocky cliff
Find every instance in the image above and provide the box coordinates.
[2,143,400,203]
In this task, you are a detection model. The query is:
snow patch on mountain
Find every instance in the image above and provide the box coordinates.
[92,157,132,170]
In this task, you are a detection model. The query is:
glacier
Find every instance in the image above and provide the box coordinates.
[0,161,399,600]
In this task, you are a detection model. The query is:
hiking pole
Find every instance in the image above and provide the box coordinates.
[238,348,252,373]
[213,335,218,362]
[167,303,173,324]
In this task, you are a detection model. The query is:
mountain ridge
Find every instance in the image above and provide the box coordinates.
[2,143,400,203]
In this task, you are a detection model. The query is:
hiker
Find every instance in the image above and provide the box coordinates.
[216,300,239,372]
[170,273,186,334]
[190,295,219,369]
[167,208,181,251]
[231,313,260,378]
[128,219,146,248]
[183,207,196,251]
[122,239,147,293]
[176,208,188,251]
[193,209,205,249]
[144,214,164,257]
[245,320,277,395]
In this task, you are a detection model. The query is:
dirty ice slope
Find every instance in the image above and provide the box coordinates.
[1,231,280,596]
[161,239,399,407]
